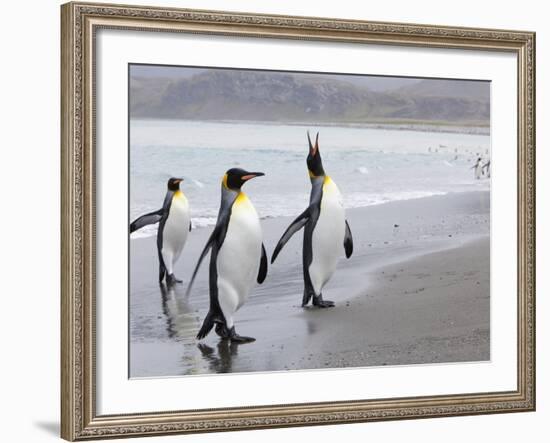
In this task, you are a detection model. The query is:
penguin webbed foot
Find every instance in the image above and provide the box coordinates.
[312,294,335,308]
[217,325,255,343]
[166,274,183,286]
[230,333,256,344]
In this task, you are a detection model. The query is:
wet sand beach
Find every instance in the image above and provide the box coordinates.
[130,190,490,377]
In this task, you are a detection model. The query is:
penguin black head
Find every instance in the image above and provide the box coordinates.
[167,177,183,191]
[306,131,325,178]
[223,168,265,191]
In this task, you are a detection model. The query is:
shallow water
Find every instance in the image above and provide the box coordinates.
[130,119,490,236]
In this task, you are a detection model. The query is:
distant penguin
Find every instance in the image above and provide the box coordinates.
[471,157,483,179]
[186,168,267,343]
[483,160,491,178]
[130,177,191,285]
[271,132,353,308]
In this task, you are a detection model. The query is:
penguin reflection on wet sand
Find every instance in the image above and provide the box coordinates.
[197,341,239,373]
[159,283,200,341]
[186,168,268,343]
[271,132,353,308]
[130,177,191,286]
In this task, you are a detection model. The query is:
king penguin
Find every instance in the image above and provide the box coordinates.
[271,132,353,308]
[186,168,268,343]
[483,159,491,178]
[130,177,191,286]
[472,157,483,180]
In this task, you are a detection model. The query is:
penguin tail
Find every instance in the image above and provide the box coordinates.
[197,312,215,340]
[302,290,313,307]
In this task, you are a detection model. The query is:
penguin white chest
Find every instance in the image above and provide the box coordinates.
[309,177,346,294]
[162,192,190,259]
[217,193,262,310]
[474,163,483,179]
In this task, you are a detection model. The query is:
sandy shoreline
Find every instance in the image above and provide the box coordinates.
[130,190,490,377]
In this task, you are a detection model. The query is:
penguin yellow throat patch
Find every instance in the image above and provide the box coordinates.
[308,170,331,183]
[235,192,249,205]
[174,190,185,199]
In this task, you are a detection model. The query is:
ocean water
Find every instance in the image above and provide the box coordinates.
[130,119,490,238]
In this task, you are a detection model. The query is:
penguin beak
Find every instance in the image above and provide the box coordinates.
[307,131,319,157]
[175,178,184,184]
[241,172,265,181]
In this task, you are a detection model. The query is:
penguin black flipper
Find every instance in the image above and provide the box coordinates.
[344,220,353,258]
[155,191,176,283]
[130,208,163,233]
[271,208,311,264]
[185,207,231,298]
[257,243,268,284]
[190,206,232,340]
[189,221,192,232]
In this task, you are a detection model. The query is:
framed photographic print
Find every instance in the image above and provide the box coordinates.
[61,1,536,440]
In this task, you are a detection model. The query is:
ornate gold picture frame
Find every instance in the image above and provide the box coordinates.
[61,1,535,440]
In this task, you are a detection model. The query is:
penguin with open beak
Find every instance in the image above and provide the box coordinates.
[271,132,353,307]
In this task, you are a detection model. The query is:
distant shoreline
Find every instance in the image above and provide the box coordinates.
[131,117,490,135]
